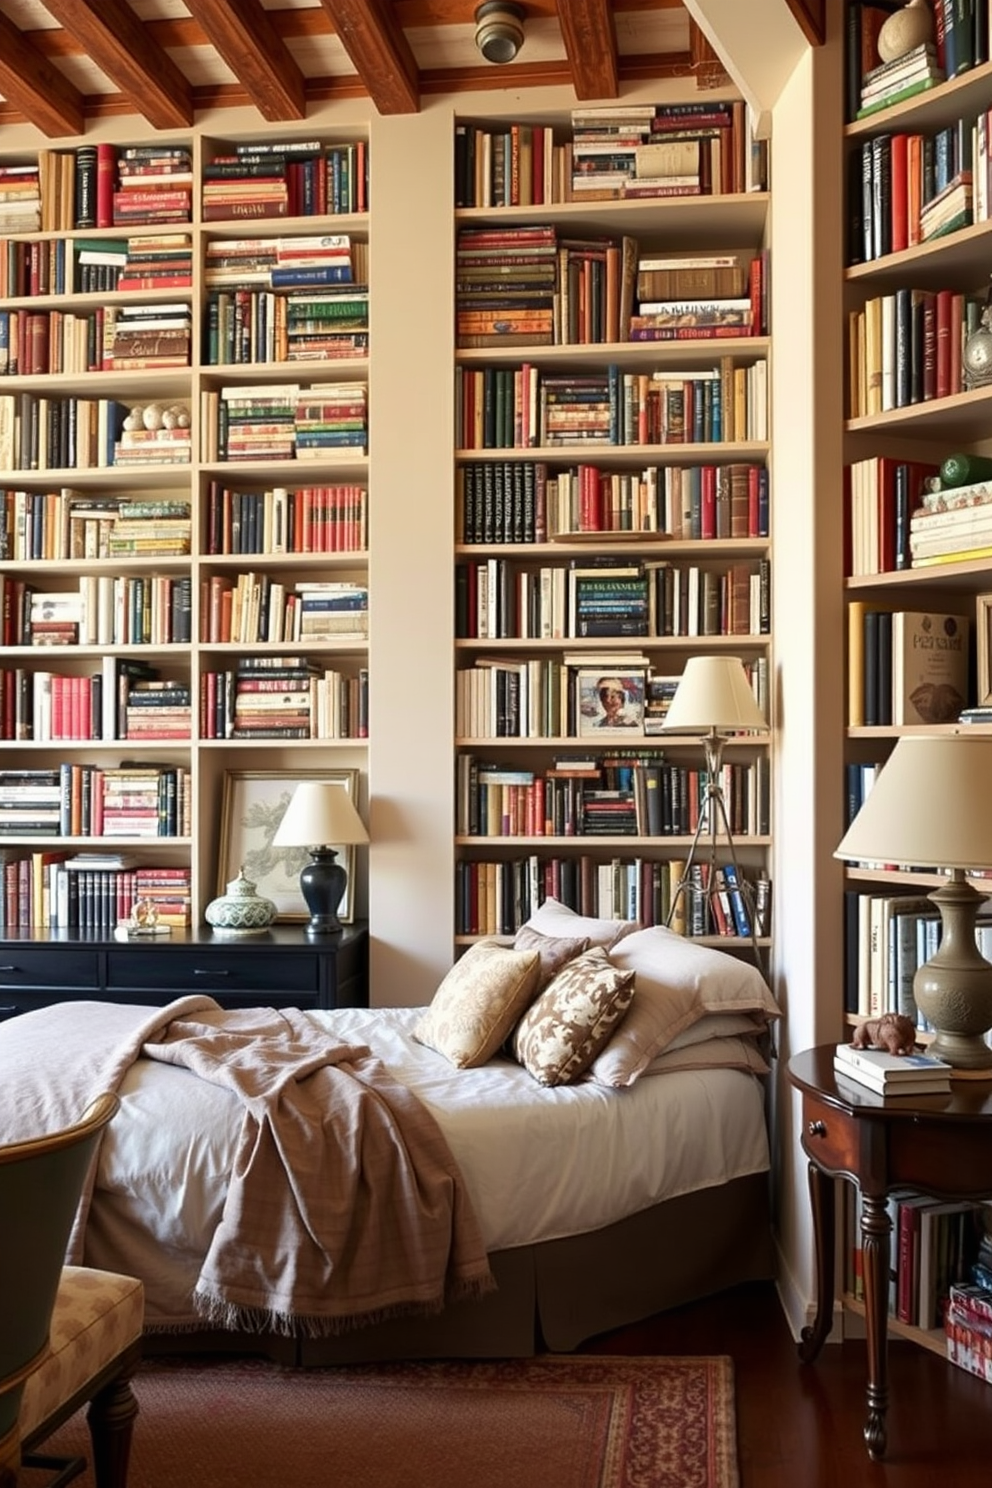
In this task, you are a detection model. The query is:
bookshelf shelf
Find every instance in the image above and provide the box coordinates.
[454,192,771,241]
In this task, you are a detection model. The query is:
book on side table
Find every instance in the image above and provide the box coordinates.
[833,1041,953,1095]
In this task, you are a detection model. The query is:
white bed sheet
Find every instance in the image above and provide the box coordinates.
[85,1005,770,1327]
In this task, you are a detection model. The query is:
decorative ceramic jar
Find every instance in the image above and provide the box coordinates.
[205,868,277,935]
[877,0,934,64]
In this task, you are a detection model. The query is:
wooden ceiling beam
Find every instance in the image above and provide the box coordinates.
[182,0,307,121]
[555,0,619,100]
[314,0,421,114]
[38,0,193,130]
[0,10,84,137]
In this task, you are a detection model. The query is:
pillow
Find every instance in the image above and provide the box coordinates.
[663,1010,772,1054]
[587,925,781,1089]
[413,939,541,1069]
[522,896,638,951]
[639,1034,772,1079]
[512,924,590,988]
[512,945,635,1087]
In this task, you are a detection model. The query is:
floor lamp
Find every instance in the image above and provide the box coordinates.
[660,654,768,967]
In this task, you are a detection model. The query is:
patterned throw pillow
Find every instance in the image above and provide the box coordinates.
[413,939,542,1069]
[512,924,590,988]
[512,946,635,1087]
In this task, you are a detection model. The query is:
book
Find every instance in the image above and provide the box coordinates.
[890,610,969,725]
[834,1041,953,1092]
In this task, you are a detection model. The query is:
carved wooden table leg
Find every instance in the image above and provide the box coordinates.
[87,1343,141,1488]
[860,1192,891,1459]
[798,1158,835,1363]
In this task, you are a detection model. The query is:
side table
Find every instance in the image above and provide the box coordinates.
[787,1045,992,1459]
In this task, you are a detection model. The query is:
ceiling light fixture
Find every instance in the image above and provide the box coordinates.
[474,2,526,65]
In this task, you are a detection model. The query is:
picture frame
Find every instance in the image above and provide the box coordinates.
[978,594,992,707]
[576,668,646,737]
[217,768,360,923]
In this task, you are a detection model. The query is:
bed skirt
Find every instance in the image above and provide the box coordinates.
[144,1171,773,1365]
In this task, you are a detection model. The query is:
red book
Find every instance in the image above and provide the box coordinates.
[700,464,717,539]
[935,288,954,400]
[96,144,117,229]
[890,134,909,255]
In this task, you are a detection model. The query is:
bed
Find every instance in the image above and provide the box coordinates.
[1,901,781,1364]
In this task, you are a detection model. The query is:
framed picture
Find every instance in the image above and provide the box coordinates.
[576,668,646,737]
[977,594,992,706]
[217,769,360,923]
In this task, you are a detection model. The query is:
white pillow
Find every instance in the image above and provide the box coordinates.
[523,897,637,951]
[587,924,781,1089]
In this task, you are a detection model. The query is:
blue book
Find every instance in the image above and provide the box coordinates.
[270,264,352,288]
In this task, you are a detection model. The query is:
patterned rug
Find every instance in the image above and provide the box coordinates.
[28,1353,737,1488]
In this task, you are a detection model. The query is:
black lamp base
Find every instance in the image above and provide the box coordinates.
[299,847,347,936]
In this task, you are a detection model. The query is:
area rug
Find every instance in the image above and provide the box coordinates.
[27,1353,738,1488]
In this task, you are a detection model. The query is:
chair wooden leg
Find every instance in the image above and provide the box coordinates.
[86,1352,140,1488]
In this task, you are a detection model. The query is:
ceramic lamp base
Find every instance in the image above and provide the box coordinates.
[300,847,347,936]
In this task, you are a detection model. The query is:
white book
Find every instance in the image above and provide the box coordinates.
[834,1041,951,1083]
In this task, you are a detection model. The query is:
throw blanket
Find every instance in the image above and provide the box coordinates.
[0,997,495,1336]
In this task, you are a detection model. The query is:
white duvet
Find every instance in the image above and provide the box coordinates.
[85,1005,770,1327]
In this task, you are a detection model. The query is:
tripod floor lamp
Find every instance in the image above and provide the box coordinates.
[660,654,769,968]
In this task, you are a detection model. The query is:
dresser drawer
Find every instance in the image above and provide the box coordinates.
[105,946,319,995]
[0,947,100,990]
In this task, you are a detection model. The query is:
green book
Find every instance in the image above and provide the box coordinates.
[856,76,939,120]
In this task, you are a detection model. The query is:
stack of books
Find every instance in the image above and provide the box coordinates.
[946,1281,992,1383]
[857,41,945,119]
[118,234,193,292]
[910,476,992,566]
[833,1041,952,1096]
[113,145,193,226]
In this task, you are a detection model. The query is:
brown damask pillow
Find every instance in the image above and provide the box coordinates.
[413,939,541,1069]
[512,945,635,1087]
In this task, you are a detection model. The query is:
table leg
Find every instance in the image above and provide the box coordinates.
[861,1192,891,1459]
[798,1159,835,1363]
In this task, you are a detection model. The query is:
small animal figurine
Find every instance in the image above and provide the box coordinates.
[851,1012,917,1056]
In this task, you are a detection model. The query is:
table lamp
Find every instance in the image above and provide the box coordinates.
[835,734,992,1070]
[660,655,768,955]
[272,781,368,936]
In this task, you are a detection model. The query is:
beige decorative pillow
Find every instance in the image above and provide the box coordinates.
[512,946,635,1087]
[413,939,542,1069]
[522,896,638,951]
[587,925,781,1089]
[512,924,590,989]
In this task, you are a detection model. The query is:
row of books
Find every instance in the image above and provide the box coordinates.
[851,111,975,264]
[0,304,194,377]
[457,357,768,451]
[847,603,969,728]
[201,383,368,463]
[456,557,770,643]
[848,286,983,420]
[0,765,190,839]
[0,851,192,933]
[455,752,769,841]
[199,576,368,645]
[842,886,992,1023]
[205,285,368,366]
[455,649,769,741]
[201,139,368,220]
[845,0,991,125]
[845,455,938,576]
[204,481,367,556]
[199,662,368,741]
[203,233,365,288]
[846,1183,985,1338]
[0,493,193,565]
[0,394,192,475]
[457,459,769,546]
[453,101,768,209]
[0,661,191,743]
[454,856,771,939]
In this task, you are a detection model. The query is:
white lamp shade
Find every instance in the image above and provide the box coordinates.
[272,782,369,848]
[661,655,767,734]
[835,735,992,870]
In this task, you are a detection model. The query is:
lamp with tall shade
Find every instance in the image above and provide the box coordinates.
[272,781,369,937]
[835,733,992,1070]
[660,654,769,963]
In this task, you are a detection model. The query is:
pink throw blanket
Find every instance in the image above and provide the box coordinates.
[0,997,495,1336]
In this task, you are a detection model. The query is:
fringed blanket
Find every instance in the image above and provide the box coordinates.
[0,997,495,1336]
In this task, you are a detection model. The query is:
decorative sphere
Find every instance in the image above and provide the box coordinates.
[161,408,178,429]
[877,0,934,64]
[123,410,141,432]
[175,408,191,429]
[142,403,164,431]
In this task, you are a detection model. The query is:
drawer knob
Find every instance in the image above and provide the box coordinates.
[808,1119,827,1138]
[193,967,230,976]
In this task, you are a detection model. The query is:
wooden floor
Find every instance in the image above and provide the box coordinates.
[582,1281,992,1485]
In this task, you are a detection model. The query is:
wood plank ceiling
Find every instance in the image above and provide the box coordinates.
[0,0,741,139]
